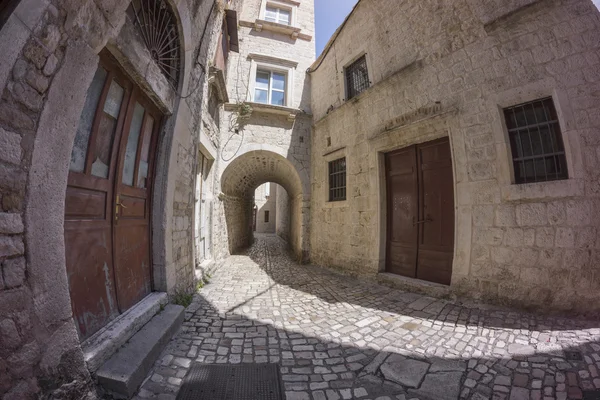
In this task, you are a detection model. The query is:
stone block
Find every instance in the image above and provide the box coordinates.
[547,201,566,225]
[566,199,593,226]
[380,357,429,388]
[555,227,575,248]
[472,205,494,227]
[0,318,21,350]
[474,227,504,246]
[7,341,41,378]
[43,54,59,76]
[11,82,44,112]
[0,100,35,132]
[3,256,26,288]
[495,205,516,227]
[535,227,555,248]
[40,24,61,53]
[23,39,49,70]
[516,203,547,227]
[491,247,515,265]
[25,69,50,93]
[12,59,28,81]
[0,235,24,257]
[0,128,22,166]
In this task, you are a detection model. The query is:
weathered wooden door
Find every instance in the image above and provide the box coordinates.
[65,54,160,340]
[385,147,418,278]
[112,94,160,312]
[385,137,455,285]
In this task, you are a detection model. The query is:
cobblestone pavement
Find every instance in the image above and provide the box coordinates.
[135,235,600,400]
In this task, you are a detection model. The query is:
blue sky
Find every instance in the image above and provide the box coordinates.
[315,0,600,56]
[315,0,359,56]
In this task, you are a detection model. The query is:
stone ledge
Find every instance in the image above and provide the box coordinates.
[239,19,312,41]
[377,273,451,299]
[224,101,304,121]
[81,292,168,372]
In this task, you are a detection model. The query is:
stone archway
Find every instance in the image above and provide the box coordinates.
[220,150,308,261]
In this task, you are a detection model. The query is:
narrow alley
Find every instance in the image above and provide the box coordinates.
[136,235,600,400]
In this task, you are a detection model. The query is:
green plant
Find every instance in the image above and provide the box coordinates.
[196,280,205,291]
[173,291,194,308]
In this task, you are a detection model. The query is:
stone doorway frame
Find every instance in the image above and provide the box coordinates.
[372,116,468,287]
[19,0,195,370]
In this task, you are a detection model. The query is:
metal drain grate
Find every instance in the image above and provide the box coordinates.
[584,390,600,400]
[176,363,284,400]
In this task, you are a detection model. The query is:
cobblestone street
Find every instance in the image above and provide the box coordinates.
[136,235,600,400]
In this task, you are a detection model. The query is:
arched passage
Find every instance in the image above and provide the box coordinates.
[220,150,308,260]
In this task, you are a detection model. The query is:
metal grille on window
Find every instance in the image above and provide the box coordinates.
[127,0,180,87]
[345,55,369,100]
[329,158,346,202]
[504,97,568,184]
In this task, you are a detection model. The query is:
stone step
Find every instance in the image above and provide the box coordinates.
[96,304,185,399]
[82,292,169,372]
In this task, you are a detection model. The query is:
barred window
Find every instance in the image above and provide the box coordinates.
[264,210,269,223]
[328,158,346,202]
[345,55,369,100]
[504,97,568,184]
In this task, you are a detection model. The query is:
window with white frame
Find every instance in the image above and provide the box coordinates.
[265,5,291,25]
[254,70,287,106]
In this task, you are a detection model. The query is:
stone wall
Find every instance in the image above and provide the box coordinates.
[0,0,224,397]
[255,182,277,233]
[276,183,291,241]
[309,0,600,313]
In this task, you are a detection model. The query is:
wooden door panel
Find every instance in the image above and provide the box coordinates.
[385,147,418,277]
[65,225,119,338]
[65,187,107,220]
[416,249,453,285]
[113,223,151,312]
[416,138,455,285]
[119,195,146,218]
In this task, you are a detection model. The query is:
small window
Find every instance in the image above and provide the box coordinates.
[345,55,369,100]
[265,5,290,25]
[504,97,568,184]
[264,210,270,223]
[254,70,286,106]
[329,158,346,202]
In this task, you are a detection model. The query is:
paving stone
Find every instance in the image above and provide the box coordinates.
[410,372,463,400]
[381,358,430,387]
[132,236,596,400]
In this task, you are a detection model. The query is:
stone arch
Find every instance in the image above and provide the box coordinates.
[220,150,309,260]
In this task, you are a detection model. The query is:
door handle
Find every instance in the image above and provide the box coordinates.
[115,195,127,222]
[413,217,432,225]
[116,194,127,209]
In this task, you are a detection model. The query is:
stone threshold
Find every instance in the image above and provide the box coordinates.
[81,292,168,372]
[377,272,452,299]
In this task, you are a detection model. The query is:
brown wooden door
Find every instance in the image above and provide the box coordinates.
[65,54,160,340]
[113,95,160,312]
[385,147,418,277]
[385,137,455,285]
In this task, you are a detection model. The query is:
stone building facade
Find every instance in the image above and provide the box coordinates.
[0,0,240,397]
[212,0,315,261]
[309,0,600,314]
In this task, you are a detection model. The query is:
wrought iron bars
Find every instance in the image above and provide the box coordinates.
[504,97,568,184]
[329,157,347,202]
[128,0,180,87]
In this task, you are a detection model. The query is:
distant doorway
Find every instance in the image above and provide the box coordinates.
[385,137,455,285]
